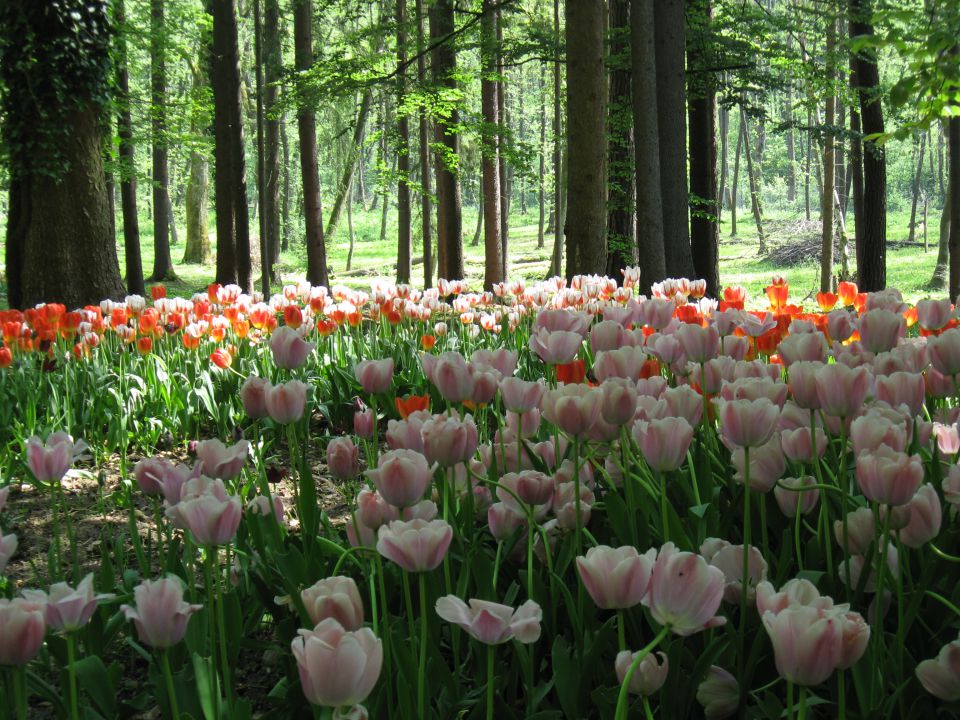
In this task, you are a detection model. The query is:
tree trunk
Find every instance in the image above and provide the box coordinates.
[931,176,951,289]
[785,89,796,203]
[396,0,412,284]
[730,110,742,236]
[281,114,291,251]
[346,174,355,271]
[211,0,236,285]
[537,61,547,250]
[717,105,728,224]
[254,0,269,295]
[151,0,175,281]
[654,0,693,278]
[948,116,960,300]
[472,182,484,248]
[226,0,252,292]
[497,13,509,279]
[550,0,564,277]
[850,0,886,291]
[415,0,433,287]
[294,0,329,287]
[849,103,864,271]
[116,0,145,294]
[804,109,812,221]
[820,17,838,293]
[481,0,503,291]
[430,0,463,281]
[741,107,766,252]
[687,0,719,295]
[10,107,125,308]
[264,0,282,272]
[327,93,373,242]
[909,132,927,244]
[606,0,635,280]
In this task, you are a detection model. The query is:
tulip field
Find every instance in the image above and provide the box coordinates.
[2,273,960,719]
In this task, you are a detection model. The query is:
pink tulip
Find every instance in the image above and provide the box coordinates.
[875,371,925,417]
[499,377,545,413]
[721,335,750,361]
[646,334,685,366]
[858,309,906,353]
[535,308,591,336]
[777,332,829,366]
[663,385,705,426]
[838,548,898,593]
[158,462,199,506]
[487,502,527,541]
[590,320,628,353]
[376,519,452,572]
[814,363,871,418]
[345,516,378,548]
[834,507,876,555]
[354,408,375,439]
[636,376,668,398]
[25,432,85,483]
[22,573,113,633]
[593,346,649,382]
[247,494,285,522]
[855,446,924,506]
[934,423,960,456]
[134,457,169,496]
[429,352,475,403]
[269,326,315,370]
[365,449,433,508]
[774,476,820,517]
[900,484,942,548]
[354,359,394,395]
[787,361,824,410]
[633,417,694,472]
[916,298,954,332]
[700,538,768,604]
[850,409,909,456]
[676,323,720,363]
[827,309,856,343]
[755,579,834,616]
[719,377,789,409]
[166,479,242,545]
[695,357,736,394]
[552,481,595,530]
[780,427,827,463]
[506,409,541,438]
[696,666,739,720]
[265,379,309,424]
[601,378,639,426]
[929,328,960,377]
[576,545,656,609]
[644,542,726,636]
[121,577,201,649]
[0,533,16,575]
[498,470,554,508]
[0,598,46,666]
[471,348,518,377]
[762,604,843,685]
[470,367,500,405]
[421,413,479,467]
[916,634,960,702]
[435,596,542,644]
[542,384,603,436]
[715,398,780,449]
[385,413,429,453]
[638,298,676,330]
[529,328,583,365]
[195,438,248,480]
[240,375,272,419]
[292,618,383,707]
[355,488,399,529]
[615,650,669,696]
[327,437,361,481]
[302,576,364,630]
[401,499,438,521]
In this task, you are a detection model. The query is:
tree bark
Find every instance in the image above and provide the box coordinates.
[804,109,812,221]
[565,0,607,279]
[151,0,175,281]
[264,0,282,273]
[606,0,635,280]
[326,92,373,242]
[820,16,838,293]
[730,110,742,236]
[550,0,564,277]
[481,0,503,290]
[655,0,693,278]
[931,175,951,289]
[254,0,269,295]
[785,80,796,202]
[116,0,145,294]
[430,0,463,281]
[948,116,960,300]
[497,12,509,279]
[849,0,886,291]
[849,101,864,269]
[415,0,433,287]
[537,61,547,250]
[183,59,211,265]
[909,132,927,244]
[740,107,766,252]
[294,0,329,286]
[717,105,729,224]
[396,0,412,284]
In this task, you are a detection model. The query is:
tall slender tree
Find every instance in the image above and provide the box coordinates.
[263,0,282,274]
[396,0,412,284]
[820,16,838,293]
[415,0,433,287]
[549,0,564,277]
[481,0,504,290]
[606,0,635,280]
[151,0,175,281]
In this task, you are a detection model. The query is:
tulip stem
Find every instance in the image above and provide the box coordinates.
[787,680,794,720]
[486,644,496,720]
[418,573,429,720]
[13,668,26,720]
[617,610,626,653]
[161,650,181,720]
[66,632,79,720]
[642,695,655,720]
[837,671,845,720]
[739,449,752,697]
[870,505,891,706]
[930,543,960,562]
[614,625,670,720]
[797,686,807,720]
[656,469,669,543]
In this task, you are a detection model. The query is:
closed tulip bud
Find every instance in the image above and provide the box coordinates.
[700,539,768,605]
[167,481,242,545]
[934,423,960,455]
[676,323,720,364]
[552,481,595,530]
[900,484,942,548]
[506,409,541,438]
[401,499,438,521]
[435,596,542,644]
[421,414,479,467]
[601,378,639,427]
[0,533,16,575]
[487,502,527,541]
[576,545,656,609]
[429,352,476,402]
[916,298,954,332]
[856,446,924,506]
[365,449,433,508]
[499,470,554,508]
[265,380,309,424]
[928,328,960,377]
[327,437,361,481]
[777,332,829,366]
[875,372,926,417]
[834,507,876,556]
[638,297,676,330]
[292,619,383,707]
[615,650,669,696]
[25,432,85,483]
[247,494,285,522]
[838,548,898,593]
[827,309,856,343]
[269,326,315,370]
[499,377,545,413]
[354,408,375,439]
[302,576,364,630]
[815,363,871,418]
[470,368,500,406]
[355,489,399,529]
[0,598,46,666]
[721,335,750,361]
[195,438,248,480]
[644,543,726,636]
[471,348,518,377]
[915,635,960,702]
[664,385,705,426]
[376,519,453,572]
[836,608,871,670]
[633,417,694,472]
[858,309,906,353]
[716,398,780,448]
[850,410,909,456]
[529,327,584,365]
[240,375,272,419]
[593,346,649,382]
[762,605,843,686]
[385,414,429,453]
[697,666,739,720]
[755,579,834,616]
[926,367,956,399]
[787,361,825,410]
[22,573,113,633]
[121,577,201,649]
[354,358,394,395]
[542,384,604,436]
[780,427,827,463]
[774,476,820,517]
[134,457,169,496]
[590,320,627,353]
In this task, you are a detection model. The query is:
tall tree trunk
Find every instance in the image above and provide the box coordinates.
[565,0,606,279]
[850,0,886,291]
[948,116,960,300]
[654,0,693,278]
[785,89,796,202]
[264,0,282,273]
[151,0,175,281]
[281,114,291,251]
[820,16,838,293]
[631,0,665,290]
[550,0,564,277]
[294,0,328,286]
[804,109,812,221]
[226,0,252,291]
[717,105,729,224]
[327,92,374,241]
[415,0,433,287]
[211,0,237,285]
[481,0,503,290]
[346,174,356,272]
[687,0,719,295]
[909,133,927,244]
[116,0,145,294]
[430,0,463,281]
[472,182,484,248]
[849,102,864,269]
[396,0,412,284]
[183,60,211,265]
[931,176,951,289]
[730,110,742,236]
[537,61,547,250]
[606,0,635,280]
[254,0,269,295]
[741,107,766,252]
[497,13,509,279]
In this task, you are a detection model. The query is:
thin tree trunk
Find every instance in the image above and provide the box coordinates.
[948,116,960,300]
[116,0,145,294]
[151,0,174,281]
[550,0,564,277]
[254,0,269,295]
[741,106,766,252]
[718,104,729,224]
[606,0,635,279]
[537,61,547,250]
[472,182,484,247]
[415,0,433,287]
[396,0,412,284]
[849,101,864,270]
[481,0,503,290]
[909,132,927,244]
[730,110,742,236]
[327,92,374,242]
[785,89,796,203]
[820,17,838,293]
[264,0,282,272]
[804,109,812,221]
[294,0,328,286]
[497,12,509,279]
[211,0,236,285]
[281,113,291,251]
[346,174,355,271]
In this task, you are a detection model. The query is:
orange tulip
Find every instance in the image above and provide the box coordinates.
[182,334,201,351]
[556,359,586,384]
[0,347,11,368]
[395,394,430,419]
[233,320,250,339]
[816,292,838,312]
[136,336,153,355]
[838,281,858,307]
[207,282,222,303]
[284,305,303,329]
[904,307,919,328]
[421,334,437,351]
[210,348,233,369]
[765,282,789,311]
[139,308,159,334]
[151,285,167,301]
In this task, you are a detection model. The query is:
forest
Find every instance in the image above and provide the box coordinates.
[0,0,957,308]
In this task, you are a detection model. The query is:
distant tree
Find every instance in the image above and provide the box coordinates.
[606,0,635,280]
[150,0,175,281]
[481,0,504,290]
[396,0,413,285]
[1,0,125,308]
